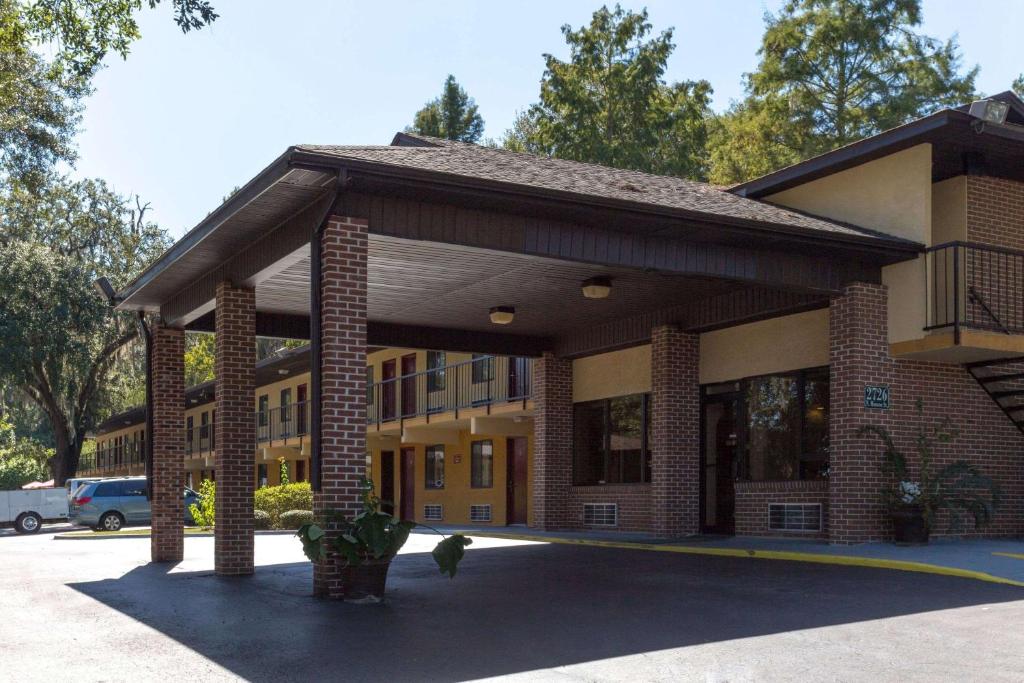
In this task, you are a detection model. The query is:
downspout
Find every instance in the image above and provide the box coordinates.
[135,312,154,500]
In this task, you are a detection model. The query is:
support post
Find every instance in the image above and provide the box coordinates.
[151,323,185,562]
[530,352,572,530]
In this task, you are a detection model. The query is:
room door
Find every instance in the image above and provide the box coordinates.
[401,353,417,417]
[400,447,416,521]
[380,450,395,516]
[382,359,397,421]
[506,437,528,525]
[702,395,740,534]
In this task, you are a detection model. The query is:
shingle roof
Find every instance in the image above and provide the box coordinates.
[295,133,915,245]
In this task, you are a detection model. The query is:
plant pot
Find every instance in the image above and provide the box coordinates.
[341,558,392,603]
[892,507,930,545]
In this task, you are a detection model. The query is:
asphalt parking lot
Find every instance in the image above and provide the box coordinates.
[1,527,1022,682]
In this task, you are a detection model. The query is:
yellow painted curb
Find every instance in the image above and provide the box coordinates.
[993,552,1024,561]
[458,530,1024,588]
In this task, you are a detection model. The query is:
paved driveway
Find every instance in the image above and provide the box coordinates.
[1,530,1022,682]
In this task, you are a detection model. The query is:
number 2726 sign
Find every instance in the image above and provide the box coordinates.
[864,385,890,409]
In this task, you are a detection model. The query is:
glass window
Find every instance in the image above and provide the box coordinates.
[258,395,268,426]
[427,351,446,392]
[366,366,374,404]
[122,481,147,497]
[471,440,493,488]
[257,464,268,488]
[280,388,292,423]
[425,445,445,489]
[573,394,650,485]
[472,354,493,383]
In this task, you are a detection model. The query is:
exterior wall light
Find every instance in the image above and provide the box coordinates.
[489,306,515,325]
[969,99,1009,125]
[581,276,612,299]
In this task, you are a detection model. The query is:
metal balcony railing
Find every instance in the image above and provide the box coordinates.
[256,401,310,444]
[926,241,1024,343]
[185,423,216,457]
[80,441,145,473]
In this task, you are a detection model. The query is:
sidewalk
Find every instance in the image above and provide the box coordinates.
[433,525,1024,587]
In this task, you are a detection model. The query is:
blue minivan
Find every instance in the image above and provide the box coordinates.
[70,477,201,531]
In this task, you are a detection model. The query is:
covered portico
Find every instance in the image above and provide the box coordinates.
[113,134,918,596]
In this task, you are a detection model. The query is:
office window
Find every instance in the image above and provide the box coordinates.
[425,445,445,489]
[471,354,493,383]
[573,394,650,485]
[471,440,493,488]
[427,351,446,392]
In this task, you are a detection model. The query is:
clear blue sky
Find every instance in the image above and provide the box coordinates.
[72,0,1023,238]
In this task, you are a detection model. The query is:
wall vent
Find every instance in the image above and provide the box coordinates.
[469,504,492,523]
[583,503,618,526]
[768,503,822,532]
[423,504,443,522]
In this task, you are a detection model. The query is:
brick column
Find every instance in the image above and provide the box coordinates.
[650,325,700,538]
[313,216,368,599]
[530,352,573,530]
[214,281,256,575]
[151,323,184,563]
[829,282,894,544]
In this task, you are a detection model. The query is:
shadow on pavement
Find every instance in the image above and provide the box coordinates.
[67,541,1023,681]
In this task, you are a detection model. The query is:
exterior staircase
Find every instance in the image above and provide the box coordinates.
[965,357,1024,435]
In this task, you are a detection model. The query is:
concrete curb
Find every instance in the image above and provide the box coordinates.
[54,529,298,540]
[455,529,1024,588]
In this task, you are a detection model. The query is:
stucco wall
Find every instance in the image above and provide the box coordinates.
[932,176,967,244]
[572,344,652,402]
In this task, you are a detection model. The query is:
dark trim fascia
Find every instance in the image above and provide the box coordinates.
[730,110,970,199]
[973,120,1024,144]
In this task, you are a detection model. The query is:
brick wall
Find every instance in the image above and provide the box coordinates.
[214,282,256,576]
[966,176,1024,250]
[566,485,651,532]
[734,480,829,539]
[830,281,1024,543]
[650,326,700,537]
[151,324,184,562]
[531,352,573,530]
[313,216,368,599]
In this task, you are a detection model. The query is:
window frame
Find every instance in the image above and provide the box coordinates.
[572,393,651,486]
[427,351,446,392]
[470,440,493,489]
[425,445,445,489]
[471,354,494,383]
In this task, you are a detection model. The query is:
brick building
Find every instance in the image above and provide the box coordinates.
[90,92,1024,595]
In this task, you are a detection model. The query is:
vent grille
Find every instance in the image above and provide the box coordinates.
[583,503,618,526]
[768,503,822,532]
[423,504,443,521]
[469,504,492,523]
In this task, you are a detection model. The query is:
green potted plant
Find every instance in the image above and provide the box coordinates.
[296,477,471,602]
[860,399,1002,545]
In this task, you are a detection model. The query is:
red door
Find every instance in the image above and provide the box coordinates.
[506,437,528,524]
[400,447,416,521]
[382,359,397,421]
[401,354,417,417]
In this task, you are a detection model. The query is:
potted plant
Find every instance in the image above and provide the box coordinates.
[860,399,1001,545]
[296,477,471,602]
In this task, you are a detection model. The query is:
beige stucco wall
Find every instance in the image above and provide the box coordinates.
[699,309,830,384]
[882,258,928,344]
[765,143,933,244]
[573,345,652,402]
[931,175,967,244]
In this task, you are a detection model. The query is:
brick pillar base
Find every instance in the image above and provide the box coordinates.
[214,282,256,576]
[530,352,573,531]
[650,325,700,538]
[829,282,894,544]
[313,216,368,599]
[151,324,184,563]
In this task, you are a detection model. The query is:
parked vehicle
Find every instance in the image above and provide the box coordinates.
[1,488,69,534]
[70,477,201,531]
[64,477,105,501]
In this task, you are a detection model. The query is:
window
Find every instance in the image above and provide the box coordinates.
[472,354,493,383]
[123,480,147,497]
[186,416,194,452]
[257,464,268,488]
[258,395,269,426]
[366,366,374,405]
[572,394,650,485]
[295,460,306,483]
[741,367,829,481]
[425,445,445,489]
[471,440,493,488]
[427,351,446,392]
[280,388,292,423]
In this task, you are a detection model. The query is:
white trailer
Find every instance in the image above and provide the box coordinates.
[0,488,69,534]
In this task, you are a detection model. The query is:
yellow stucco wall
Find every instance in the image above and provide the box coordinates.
[572,345,652,402]
[699,309,830,384]
[765,143,933,244]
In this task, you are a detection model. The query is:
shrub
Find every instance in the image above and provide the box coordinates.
[189,479,216,528]
[253,482,312,527]
[254,509,271,530]
[279,509,314,530]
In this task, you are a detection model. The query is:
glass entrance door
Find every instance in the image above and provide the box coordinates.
[702,396,739,534]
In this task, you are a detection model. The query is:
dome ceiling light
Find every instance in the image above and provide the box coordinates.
[489,306,515,325]
[581,276,612,299]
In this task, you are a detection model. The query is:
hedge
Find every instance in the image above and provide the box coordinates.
[253,482,313,527]
[254,509,272,530]
[279,509,314,530]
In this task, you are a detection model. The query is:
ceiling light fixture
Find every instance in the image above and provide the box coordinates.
[581,276,612,299]
[489,306,515,325]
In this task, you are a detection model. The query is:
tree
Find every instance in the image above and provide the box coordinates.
[1014,74,1024,98]
[0,418,51,490]
[408,75,485,143]
[0,178,169,484]
[710,0,977,184]
[503,5,713,180]
[185,333,215,386]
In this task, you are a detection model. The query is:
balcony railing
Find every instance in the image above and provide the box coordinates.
[926,242,1024,342]
[367,355,532,425]
[80,441,145,473]
[185,423,216,457]
[257,401,310,444]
